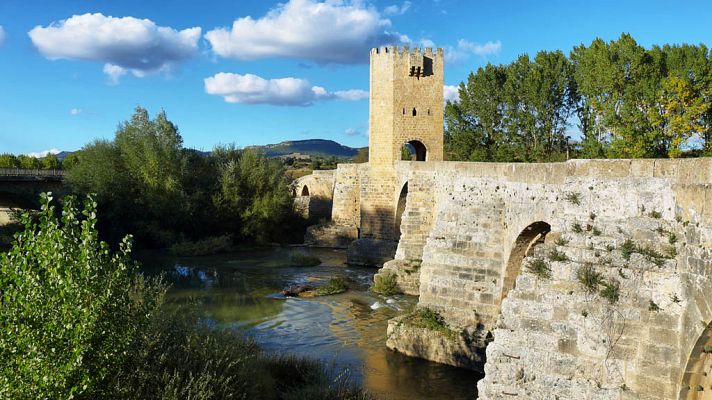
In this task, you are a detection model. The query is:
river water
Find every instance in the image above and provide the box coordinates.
[140,247,481,400]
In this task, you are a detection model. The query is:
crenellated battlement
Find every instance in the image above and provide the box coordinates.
[370,46,444,60]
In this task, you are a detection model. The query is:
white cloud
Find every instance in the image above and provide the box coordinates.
[29,13,200,82]
[443,85,459,103]
[69,108,82,116]
[26,148,60,158]
[457,39,501,56]
[0,26,6,46]
[204,72,368,106]
[445,39,501,63]
[384,1,411,16]
[205,0,408,64]
[344,127,366,137]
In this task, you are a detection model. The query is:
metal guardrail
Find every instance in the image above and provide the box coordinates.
[0,168,65,179]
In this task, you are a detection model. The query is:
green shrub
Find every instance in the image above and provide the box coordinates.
[548,248,569,262]
[599,280,620,304]
[314,277,348,296]
[525,257,552,279]
[290,253,322,267]
[170,235,234,256]
[565,192,582,205]
[555,236,569,246]
[576,264,604,293]
[0,193,165,399]
[620,239,636,260]
[648,210,662,219]
[372,272,399,295]
[572,223,583,233]
[409,308,459,340]
[649,300,661,312]
[592,227,602,236]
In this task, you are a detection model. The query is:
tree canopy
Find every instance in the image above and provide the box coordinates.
[446,34,712,161]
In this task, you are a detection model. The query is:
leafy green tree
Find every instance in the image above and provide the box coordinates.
[17,155,41,169]
[0,154,19,168]
[41,154,61,169]
[0,193,164,399]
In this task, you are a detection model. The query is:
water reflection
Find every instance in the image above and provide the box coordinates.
[139,247,481,400]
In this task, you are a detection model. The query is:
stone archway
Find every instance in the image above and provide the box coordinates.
[394,182,408,240]
[301,185,310,196]
[500,221,551,303]
[681,323,712,399]
[402,140,427,161]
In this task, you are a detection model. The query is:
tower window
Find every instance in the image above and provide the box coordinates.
[412,108,417,117]
[402,108,405,115]
[427,109,431,116]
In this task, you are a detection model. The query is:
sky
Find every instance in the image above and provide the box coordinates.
[1,0,712,156]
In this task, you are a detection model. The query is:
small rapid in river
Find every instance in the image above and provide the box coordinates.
[140,247,481,400]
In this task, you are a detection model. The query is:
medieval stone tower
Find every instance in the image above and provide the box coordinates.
[368,47,444,166]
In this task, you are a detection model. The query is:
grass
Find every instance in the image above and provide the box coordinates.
[372,272,399,295]
[314,277,348,296]
[525,257,552,279]
[548,248,569,262]
[565,192,582,206]
[290,253,322,267]
[592,227,602,236]
[599,280,620,304]
[576,264,604,293]
[572,223,583,234]
[649,300,661,312]
[170,235,234,256]
[648,210,662,219]
[408,308,459,340]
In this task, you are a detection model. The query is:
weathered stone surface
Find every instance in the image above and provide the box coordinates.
[346,238,397,267]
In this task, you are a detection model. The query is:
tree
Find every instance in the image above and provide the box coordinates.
[17,155,41,169]
[0,154,18,168]
[0,193,163,399]
[41,154,61,169]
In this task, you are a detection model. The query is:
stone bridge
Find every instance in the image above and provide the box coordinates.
[0,169,66,224]
[295,46,712,399]
[300,158,712,399]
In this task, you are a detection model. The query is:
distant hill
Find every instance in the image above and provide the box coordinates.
[247,139,362,158]
[53,139,364,161]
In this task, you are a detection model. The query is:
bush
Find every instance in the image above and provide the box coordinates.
[170,235,234,256]
[599,280,620,304]
[548,248,569,262]
[0,193,165,399]
[290,253,322,267]
[372,272,399,295]
[313,277,348,296]
[408,308,459,340]
[525,257,552,279]
[576,264,604,293]
[620,239,636,260]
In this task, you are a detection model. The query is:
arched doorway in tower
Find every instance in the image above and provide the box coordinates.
[500,221,552,303]
[680,322,712,399]
[394,182,408,240]
[301,185,310,196]
[401,140,427,161]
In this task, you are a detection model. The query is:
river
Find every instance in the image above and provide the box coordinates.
[140,247,481,400]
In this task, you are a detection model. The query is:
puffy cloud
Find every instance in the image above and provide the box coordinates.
[69,108,82,116]
[26,148,60,158]
[344,128,364,137]
[204,72,368,106]
[443,85,459,103]
[384,1,411,16]
[0,26,6,46]
[29,13,200,82]
[457,39,501,56]
[445,39,501,63]
[205,0,408,64]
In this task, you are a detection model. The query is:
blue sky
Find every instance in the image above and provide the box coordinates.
[1,0,712,155]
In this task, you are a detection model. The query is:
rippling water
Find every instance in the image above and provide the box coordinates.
[140,247,481,400]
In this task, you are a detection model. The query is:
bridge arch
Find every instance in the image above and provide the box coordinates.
[394,182,408,240]
[680,321,712,399]
[500,221,551,303]
[301,185,310,196]
[401,140,427,161]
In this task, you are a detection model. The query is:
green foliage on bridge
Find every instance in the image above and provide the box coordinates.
[64,106,303,248]
[0,153,61,169]
[445,33,712,161]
